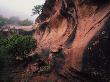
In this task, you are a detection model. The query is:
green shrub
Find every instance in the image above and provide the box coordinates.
[0,34,36,66]
[0,34,36,81]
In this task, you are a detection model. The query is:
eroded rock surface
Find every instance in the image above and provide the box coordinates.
[29,0,110,82]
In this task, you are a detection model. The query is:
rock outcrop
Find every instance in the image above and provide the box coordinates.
[32,0,110,82]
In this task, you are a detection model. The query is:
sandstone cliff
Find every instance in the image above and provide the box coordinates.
[29,0,110,82]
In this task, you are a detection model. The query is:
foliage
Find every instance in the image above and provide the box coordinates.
[8,16,20,25]
[32,5,43,15]
[0,28,36,81]
[0,16,8,27]
[0,31,7,39]
[0,34,36,67]
[32,0,56,21]
[0,15,33,26]
[18,29,35,35]
[18,19,33,26]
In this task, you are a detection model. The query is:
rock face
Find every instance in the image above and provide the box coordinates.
[33,0,110,82]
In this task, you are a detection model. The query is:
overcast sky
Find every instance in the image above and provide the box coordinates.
[0,0,45,22]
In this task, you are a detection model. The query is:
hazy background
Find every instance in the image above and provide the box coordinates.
[0,0,45,22]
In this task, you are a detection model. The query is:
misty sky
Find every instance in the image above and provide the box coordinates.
[0,0,45,22]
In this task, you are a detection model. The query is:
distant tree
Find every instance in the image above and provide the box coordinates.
[32,5,43,15]
[18,19,33,26]
[8,16,20,25]
[0,16,8,27]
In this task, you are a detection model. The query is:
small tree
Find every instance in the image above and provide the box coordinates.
[32,5,43,15]
[18,19,33,26]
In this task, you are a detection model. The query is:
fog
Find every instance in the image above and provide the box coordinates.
[0,0,45,22]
